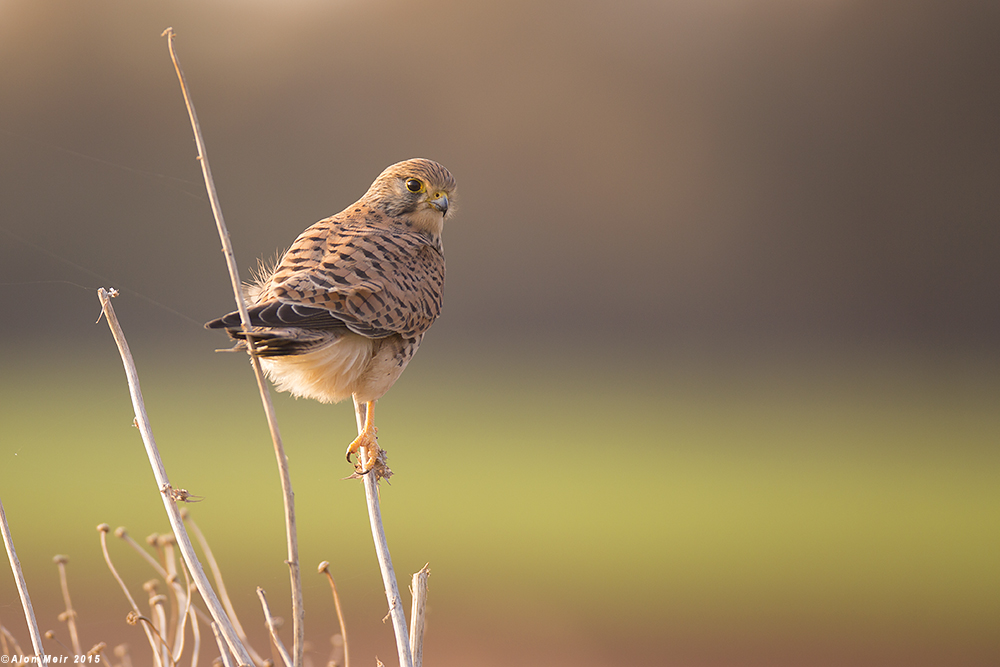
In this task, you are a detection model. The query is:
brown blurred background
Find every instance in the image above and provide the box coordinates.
[2,0,998,354]
[1,1,998,666]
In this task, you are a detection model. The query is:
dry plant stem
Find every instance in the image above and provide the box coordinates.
[170,560,195,665]
[118,528,219,645]
[353,399,413,667]
[188,588,202,667]
[97,290,253,667]
[184,512,265,667]
[163,28,304,667]
[119,528,172,578]
[161,539,188,661]
[408,566,430,667]
[54,556,83,655]
[171,585,191,664]
[180,566,201,667]
[256,588,293,667]
[210,624,235,667]
[99,526,164,667]
[319,562,350,667]
[0,497,46,664]
[148,592,171,667]
[1,624,26,656]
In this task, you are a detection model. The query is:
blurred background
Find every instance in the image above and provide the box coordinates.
[1,1,998,665]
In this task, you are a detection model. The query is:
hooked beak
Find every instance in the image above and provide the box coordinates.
[428,192,449,215]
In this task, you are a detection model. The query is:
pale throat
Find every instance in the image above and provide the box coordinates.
[408,206,446,236]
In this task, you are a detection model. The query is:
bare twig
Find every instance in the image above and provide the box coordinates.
[54,555,83,656]
[175,559,198,667]
[44,630,71,655]
[99,525,164,667]
[0,495,47,665]
[183,511,265,667]
[154,600,172,664]
[256,588,293,667]
[318,561,350,667]
[1,624,26,656]
[171,578,193,665]
[187,582,202,667]
[159,535,186,660]
[118,527,171,578]
[96,289,253,667]
[87,643,108,662]
[353,399,413,667]
[162,28,304,667]
[210,624,235,667]
[145,581,170,666]
[116,526,220,650]
[127,613,171,663]
[408,565,430,667]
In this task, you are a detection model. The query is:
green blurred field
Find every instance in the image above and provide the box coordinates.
[1,344,998,665]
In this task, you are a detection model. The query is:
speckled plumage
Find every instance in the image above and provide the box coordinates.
[206,158,456,471]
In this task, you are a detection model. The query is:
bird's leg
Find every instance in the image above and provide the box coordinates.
[347,399,380,473]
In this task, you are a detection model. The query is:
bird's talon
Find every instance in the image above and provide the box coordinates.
[345,419,380,474]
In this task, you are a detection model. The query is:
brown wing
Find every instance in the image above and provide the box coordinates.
[259,215,445,340]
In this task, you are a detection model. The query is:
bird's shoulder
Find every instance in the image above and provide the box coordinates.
[274,205,442,281]
[254,205,445,338]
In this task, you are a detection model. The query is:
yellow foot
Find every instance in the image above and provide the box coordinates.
[346,424,380,474]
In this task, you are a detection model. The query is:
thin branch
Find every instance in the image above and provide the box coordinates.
[210,623,235,667]
[1,624,26,657]
[256,588,293,667]
[96,289,253,667]
[99,525,163,667]
[44,630,69,654]
[408,565,430,667]
[159,535,186,660]
[162,28,304,667]
[0,495,47,665]
[187,582,202,667]
[116,527,219,646]
[118,527,171,578]
[183,511,266,667]
[53,555,83,656]
[176,560,197,667]
[145,583,170,667]
[318,561,349,667]
[353,399,413,667]
[130,613,177,667]
[87,643,108,662]
[171,577,193,665]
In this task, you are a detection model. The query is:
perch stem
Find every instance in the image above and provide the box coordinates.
[353,398,413,667]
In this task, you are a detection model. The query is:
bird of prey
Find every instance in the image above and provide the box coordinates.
[206,158,456,473]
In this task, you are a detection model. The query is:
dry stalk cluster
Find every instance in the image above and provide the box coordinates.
[0,527,353,667]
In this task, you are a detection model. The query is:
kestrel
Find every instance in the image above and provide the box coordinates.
[206,158,456,473]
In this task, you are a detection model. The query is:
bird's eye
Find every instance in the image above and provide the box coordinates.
[405,178,423,193]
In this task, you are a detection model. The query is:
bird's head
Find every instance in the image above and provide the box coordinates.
[364,158,457,235]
